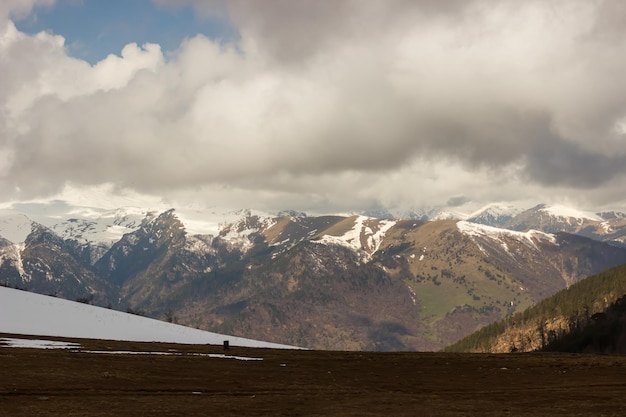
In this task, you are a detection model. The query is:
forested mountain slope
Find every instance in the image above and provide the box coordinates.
[445,263,626,353]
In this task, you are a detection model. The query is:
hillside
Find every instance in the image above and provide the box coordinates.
[445,263,626,353]
[0,286,296,349]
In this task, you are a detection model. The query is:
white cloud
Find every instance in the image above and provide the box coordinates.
[1,0,626,214]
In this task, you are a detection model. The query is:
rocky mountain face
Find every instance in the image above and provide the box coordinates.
[2,209,626,351]
[0,224,115,305]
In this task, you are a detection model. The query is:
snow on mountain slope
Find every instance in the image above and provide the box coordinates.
[218,209,277,250]
[0,242,25,279]
[0,206,151,245]
[457,220,557,249]
[0,286,298,349]
[47,207,153,245]
[316,216,396,260]
[172,207,272,237]
[538,204,602,223]
[467,203,525,227]
[503,204,612,236]
[0,201,276,244]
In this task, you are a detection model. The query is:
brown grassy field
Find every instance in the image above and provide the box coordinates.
[2,333,626,416]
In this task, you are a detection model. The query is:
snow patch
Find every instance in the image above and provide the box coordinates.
[539,205,602,222]
[407,285,417,305]
[0,338,79,349]
[316,216,396,261]
[0,338,264,360]
[184,236,214,256]
[0,242,26,280]
[45,207,151,245]
[220,215,276,252]
[457,221,556,253]
[599,221,613,234]
[80,350,263,361]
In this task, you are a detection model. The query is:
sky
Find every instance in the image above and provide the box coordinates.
[1,0,626,215]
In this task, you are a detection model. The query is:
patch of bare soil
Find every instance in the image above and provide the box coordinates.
[1,334,626,416]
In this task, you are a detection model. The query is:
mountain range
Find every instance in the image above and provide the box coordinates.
[1,202,626,351]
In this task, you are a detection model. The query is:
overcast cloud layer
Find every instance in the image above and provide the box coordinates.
[1,0,626,214]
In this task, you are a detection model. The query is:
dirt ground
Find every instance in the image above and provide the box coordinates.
[1,334,626,416]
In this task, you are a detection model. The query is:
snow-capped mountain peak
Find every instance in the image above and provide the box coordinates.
[537,204,602,222]
[504,203,610,235]
[467,203,525,227]
[48,207,154,245]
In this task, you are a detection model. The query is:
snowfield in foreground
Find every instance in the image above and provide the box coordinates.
[0,287,298,349]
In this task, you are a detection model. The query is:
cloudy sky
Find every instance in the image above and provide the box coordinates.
[1,0,626,215]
